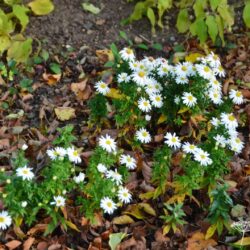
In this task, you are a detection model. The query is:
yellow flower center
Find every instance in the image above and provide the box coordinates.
[213,55,218,60]
[142,132,148,137]
[143,101,149,107]
[181,66,187,71]
[73,151,78,157]
[171,137,177,143]
[107,202,112,208]
[228,115,235,121]
[155,85,160,89]
[218,66,223,72]
[127,158,132,162]
[0,217,5,223]
[213,80,219,85]
[100,83,106,89]
[155,96,161,102]
[22,169,29,175]
[189,145,195,149]
[204,66,210,73]
[163,67,168,72]
[213,93,218,98]
[106,140,111,145]
[138,71,145,78]
[123,193,128,197]
[200,154,206,159]
[188,95,193,101]
[235,138,241,144]
[126,48,132,54]
[236,91,242,97]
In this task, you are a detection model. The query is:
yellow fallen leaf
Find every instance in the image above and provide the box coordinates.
[55,107,76,121]
[233,237,250,246]
[96,49,114,63]
[106,88,124,99]
[157,114,167,124]
[185,53,204,63]
[113,215,134,225]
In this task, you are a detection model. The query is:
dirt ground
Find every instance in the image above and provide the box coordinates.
[26,0,181,51]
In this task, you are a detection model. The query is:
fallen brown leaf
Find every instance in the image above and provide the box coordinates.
[5,240,22,250]
[42,73,61,86]
[187,232,217,250]
[23,237,35,250]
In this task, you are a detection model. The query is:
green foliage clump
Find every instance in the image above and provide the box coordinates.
[127,0,249,45]
[0,0,54,63]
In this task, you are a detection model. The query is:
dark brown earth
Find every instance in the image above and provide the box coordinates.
[26,0,181,51]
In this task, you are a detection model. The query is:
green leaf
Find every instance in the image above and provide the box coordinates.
[147,7,156,33]
[152,43,163,51]
[209,0,221,11]
[104,61,114,68]
[119,31,128,40]
[7,38,32,63]
[217,2,234,28]
[4,0,21,4]
[109,233,127,250]
[28,0,54,15]
[0,35,11,54]
[193,0,207,18]
[176,8,190,33]
[205,15,218,43]
[49,63,61,74]
[233,237,250,246]
[205,223,217,239]
[41,50,49,61]
[82,3,101,14]
[137,43,148,50]
[190,18,208,43]
[12,5,29,31]
[243,1,250,28]
[0,9,14,34]
[129,2,147,21]
[215,14,225,45]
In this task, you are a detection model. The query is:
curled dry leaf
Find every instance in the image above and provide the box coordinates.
[5,240,22,250]
[0,138,10,150]
[113,215,135,225]
[23,237,35,250]
[37,242,49,250]
[96,49,114,63]
[71,79,92,101]
[54,107,76,121]
[142,161,152,183]
[42,73,61,86]
[187,232,217,250]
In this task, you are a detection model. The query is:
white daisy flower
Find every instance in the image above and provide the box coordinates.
[52,196,66,207]
[106,169,123,185]
[229,89,244,105]
[119,47,135,61]
[129,61,141,71]
[208,78,222,91]
[228,137,244,153]
[97,163,108,173]
[175,63,189,77]
[221,113,238,130]
[0,211,12,230]
[132,70,148,86]
[145,115,151,121]
[138,97,152,112]
[228,128,238,138]
[21,144,28,151]
[213,65,225,77]
[47,147,67,160]
[100,197,117,214]
[150,94,163,108]
[194,148,212,166]
[176,76,189,84]
[73,173,85,183]
[120,154,137,170]
[214,135,227,147]
[208,89,223,105]
[145,79,162,95]
[94,81,110,95]
[164,132,181,149]
[196,64,213,80]
[206,52,221,68]
[210,117,220,127]
[67,147,82,164]
[141,56,157,71]
[21,201,28,208]
[118,187,132,204]
[16,166,34,181]
[182,142,197,154]
[135,128,151,143]
[174,96,181,104]
[157,64,171,77]
[99,134,117,153]
[117,73,131,83]
[182,92,197,107]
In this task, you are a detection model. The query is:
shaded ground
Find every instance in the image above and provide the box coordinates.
[26,0,180,51]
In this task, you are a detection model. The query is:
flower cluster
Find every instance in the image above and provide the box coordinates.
[97,134,135,214]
